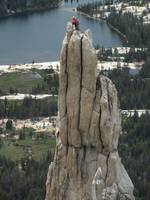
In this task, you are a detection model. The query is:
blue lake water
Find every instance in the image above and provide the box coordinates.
[0,0,122,64]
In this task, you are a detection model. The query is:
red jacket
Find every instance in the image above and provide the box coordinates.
[72,18,79,26]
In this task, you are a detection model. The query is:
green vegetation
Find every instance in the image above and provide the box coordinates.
[78,0,150,110]
[97,47,147,62]
[119,113,150,200]
[0,0,62,17]
[0,137,55,161]
[0,1,149,200]
[0,72,43,94]
[6,119,13,130]
[107,12,150,47]
[77,2,150,198]
[77,1,103,15]
[0,114,149,200]
[120,0,150,6]
[0,152,53,200]
[0,126,55,199]
[0,96,58,119]
[0,68,59,95]
[101,66,150,109]
[98,46,150,110]
[0,127,55,161]
[77,1,150,47]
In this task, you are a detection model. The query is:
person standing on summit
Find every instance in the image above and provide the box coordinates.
[71,16,80,30]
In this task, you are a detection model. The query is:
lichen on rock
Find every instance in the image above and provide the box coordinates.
[45,27,135,200]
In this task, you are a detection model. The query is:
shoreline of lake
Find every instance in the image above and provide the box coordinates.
[0,1,63,19]
[73,8,128,44]
[0,2,123,64]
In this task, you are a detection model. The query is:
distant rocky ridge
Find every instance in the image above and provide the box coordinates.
[0,0,61,17]
[45,26,135,200]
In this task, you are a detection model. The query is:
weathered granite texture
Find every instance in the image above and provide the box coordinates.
[45,28,135,200]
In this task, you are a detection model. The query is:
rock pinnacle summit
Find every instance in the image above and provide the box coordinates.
[45,27,135,200]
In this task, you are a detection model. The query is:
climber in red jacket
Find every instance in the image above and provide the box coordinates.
[71,16,80,30]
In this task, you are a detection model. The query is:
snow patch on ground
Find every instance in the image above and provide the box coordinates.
[0,117,57,133]
[0,93,57,100]
[0,61,60,75]
[97,61,142,71]
[121,110,150,117]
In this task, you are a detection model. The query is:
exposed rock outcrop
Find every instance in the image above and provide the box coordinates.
[45,28,135,200]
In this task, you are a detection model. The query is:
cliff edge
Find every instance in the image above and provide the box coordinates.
[45,27,135,200]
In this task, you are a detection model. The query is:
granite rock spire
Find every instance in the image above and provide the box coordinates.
[45,28,135,200]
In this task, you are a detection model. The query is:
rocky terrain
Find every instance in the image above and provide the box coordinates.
[45,27,135,200]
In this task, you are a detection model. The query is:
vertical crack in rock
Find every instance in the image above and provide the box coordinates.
[105,152,110,184]
[106,80,112,115]
[45,28,135,200]
[98,77,105,152]
[65,43,69,147]
[80,35,84,90]
[78,35,84,145]
[98,105,104,152]
[65,43,68,115]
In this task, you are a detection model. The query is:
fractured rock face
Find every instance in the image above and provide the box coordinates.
[45,28,135,200]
